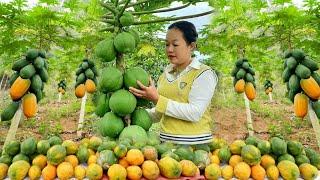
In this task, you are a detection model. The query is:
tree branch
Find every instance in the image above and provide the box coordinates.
[114,0,119,7]
[127,0,150,8]
[100,27,115,32]
[118,0,130,17]
[132,2,191,15]
[101,19,116,25]
[102,14,114,19]
[132,10,214,25]
[100,2,118,15]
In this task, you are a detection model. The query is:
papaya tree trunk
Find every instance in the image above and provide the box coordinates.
[116,53,125,72]
[3,106,23,149]
[308,102,320,148]
[244,93,254,136]
[77,93,87,137]
[0,74,5,91]
[58,92,62,103]
[0,74,6,99]
[268,92,273,102]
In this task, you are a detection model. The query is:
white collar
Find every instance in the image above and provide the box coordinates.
[165,58,201,73]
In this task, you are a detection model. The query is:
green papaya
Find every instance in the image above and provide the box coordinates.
[38,68,49,82]
[288,74,300,93]
[311,72,320,85]
[301,56,319,71]
[34,57,45,69]
[8,72,20,86]
[286,57,298,70]
[236,68,246,79]
[1,101,20,121]
[295,64,311,79]
[26,49,39,61]
[20,64,36,79]
[282,67,292,82]
[12,59,30,71]
[30,74,43,92]
[291,49,305,62]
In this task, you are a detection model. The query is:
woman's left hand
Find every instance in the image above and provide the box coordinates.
[129,77,159,104]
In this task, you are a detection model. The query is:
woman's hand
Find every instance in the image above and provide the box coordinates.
[129,77,159,104]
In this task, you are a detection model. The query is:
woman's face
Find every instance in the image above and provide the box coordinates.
[165,28,195,68]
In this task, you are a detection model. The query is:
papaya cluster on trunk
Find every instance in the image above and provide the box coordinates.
[264,80,273,95]
[282,49,320,118]
[95,10,139,62]
[94,67,153,139]
[231,58,256,101]
[57,80,67,95]
[1,49,48,120]
[74,59,98,98]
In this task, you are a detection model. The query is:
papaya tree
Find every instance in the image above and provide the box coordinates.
[282,49,320,148]
[91,0,214,139]
[232,58,256,136]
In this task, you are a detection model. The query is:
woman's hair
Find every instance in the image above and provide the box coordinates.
[168,21,198,45]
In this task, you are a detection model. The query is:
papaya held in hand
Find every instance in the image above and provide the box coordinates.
[129,77,159,104]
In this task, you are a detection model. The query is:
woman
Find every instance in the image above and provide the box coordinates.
[129,21,218,145]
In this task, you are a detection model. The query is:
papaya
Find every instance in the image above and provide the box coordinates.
[302,56,319,71]
[20,137,37,155]
[286,57,298,70]
[8,160,30,180]
[8,72,20,87]
[20,64,36,79]
[26,49,39,61]
[1,101,20,121]
[22,93,37,118]
[34,57,45,69]
[12,59,30,71]
[47,145,67,165]
[295,64,311,79]
[10,76,31,100]
[75,84,86,98]
[38,67,49,82]
[158,157,182,179]
[85,79,96,93]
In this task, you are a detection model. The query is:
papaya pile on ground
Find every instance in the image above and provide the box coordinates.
[74,59,98,98]
[264,80,273,95]
[0,49,48,121]
[57,80,67,95]
[231,58,257,101]
[0,134,319,179]
[282,49,320,118]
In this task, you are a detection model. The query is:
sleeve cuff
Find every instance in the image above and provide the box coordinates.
[155,95,169,113]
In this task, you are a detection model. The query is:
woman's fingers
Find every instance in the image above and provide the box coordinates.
[129,87,145,97]
[149,77,155,87]
[137,80,147,90]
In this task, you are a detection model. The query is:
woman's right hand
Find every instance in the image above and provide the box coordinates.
[129,77,159,104]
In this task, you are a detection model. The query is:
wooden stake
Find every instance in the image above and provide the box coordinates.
[77,93,87,137]
[244,93,254,136]
[308,102,320,148]
[268,92,273,102]
[58,92,62,103]
[3,106,23,149]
